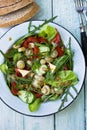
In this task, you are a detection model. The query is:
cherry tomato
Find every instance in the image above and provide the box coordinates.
[38,37,47,43]
[27,36,39,43]
[22,40,28,48]
[52,33,60,44]
[35,93,42,98]
[33,46,39,58]
[22,36,47,48]
[30,90,42,98]
[22,36,39,48]
[56,46,64,57]
[64,65,69,70]
[11,82,18,95]
[34,46,39,54]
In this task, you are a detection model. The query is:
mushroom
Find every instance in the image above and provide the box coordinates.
[28,42,35,49]
[27,60,32,66]
[17,60,25,69]
[51,50,58,58]
[34,75,44,81]
[13,44,20,49]
[41,85,50,95]
[40,65,48,72]
[25,49,33,57]
[45,56,53,62]
[18,47,26,52]
[40,59,46,65]
[32,79,40,88]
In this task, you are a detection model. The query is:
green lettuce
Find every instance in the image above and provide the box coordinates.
[45,70,78,87]
[39,24,57,41]
[0,64,8,74]
[58,70,78,85]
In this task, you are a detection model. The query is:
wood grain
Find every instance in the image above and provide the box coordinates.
[0,0,86,130]
[53,0,85,130]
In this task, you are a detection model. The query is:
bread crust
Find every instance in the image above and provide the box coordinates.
[0,0,34,16]
[0,2,40,27]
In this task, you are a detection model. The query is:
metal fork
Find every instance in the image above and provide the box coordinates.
[74,0,87,65]
[83,0,87,21]
[74,0,84,27]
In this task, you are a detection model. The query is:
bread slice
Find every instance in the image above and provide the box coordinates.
[0,2,40,27]
[0,0,34,16]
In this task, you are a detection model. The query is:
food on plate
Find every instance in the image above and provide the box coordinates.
[0,2,40,27]
[0,18,79,112]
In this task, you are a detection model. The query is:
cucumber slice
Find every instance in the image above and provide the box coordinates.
[18,90,35,104]
[39,46,50,53]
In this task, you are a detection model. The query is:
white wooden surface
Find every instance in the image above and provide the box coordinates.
[0,0,86,130]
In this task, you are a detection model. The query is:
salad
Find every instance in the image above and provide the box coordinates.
[0,18,78,112]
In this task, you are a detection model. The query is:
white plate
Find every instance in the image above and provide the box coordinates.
[0,21,86,116]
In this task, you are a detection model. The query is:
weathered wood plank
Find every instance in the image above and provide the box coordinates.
[53,0,80,40]
[33,0,53,20]
[0,0,86,130]
[55,90,84,130]
[85,69,87,130]
[23,116,54,130]
[0,100,24,130]
[53,0,85,130]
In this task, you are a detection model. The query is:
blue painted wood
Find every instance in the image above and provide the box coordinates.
[53,0,85,130]
[0,0,86,130]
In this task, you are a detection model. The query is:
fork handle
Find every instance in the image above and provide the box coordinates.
[81,31,87,65]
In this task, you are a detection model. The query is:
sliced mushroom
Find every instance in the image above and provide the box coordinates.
[51,50,58,58]
[34,75,44,81]
[41,85,50,95]
[18,47,26,52]
[25,49,33,57]
[13,44,20,49]
[32,79,40,88]
[40,59,46,65]
[17,60,25,69]
[40,65,48,72]
[28,42,35,49]
[27,60,32,66]
[45,56,53,62]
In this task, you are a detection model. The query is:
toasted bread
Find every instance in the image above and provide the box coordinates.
[0,0,34,16]
[0,2,40,27]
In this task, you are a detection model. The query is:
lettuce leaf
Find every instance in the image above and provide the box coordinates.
[45,70,78,87]
[38,25,57,41]
[0,64,8,74]
[58,70,78,81]
[58,70,78,85]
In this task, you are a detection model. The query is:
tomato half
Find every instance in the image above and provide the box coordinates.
[33,46,39,58]
[64,65,69,70]
[35,93,42,98]
[38,37,47,43]
[56,46,64,57]
[22,36,39,48]
[11,82,18,95]
[30,90,42,98]
[22,40,28,48]
[52,33,60,44]
[22,36,47,48]
[27,36,39,43]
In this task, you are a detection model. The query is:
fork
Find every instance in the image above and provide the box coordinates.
[74,0,87,65]
[83,0,87,21]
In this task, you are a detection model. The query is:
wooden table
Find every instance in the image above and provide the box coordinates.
[0,0,86,130]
